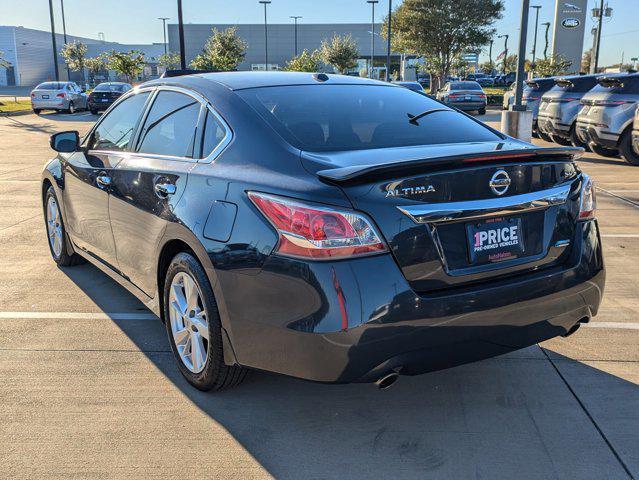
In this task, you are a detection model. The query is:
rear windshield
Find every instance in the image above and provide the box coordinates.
[524,79,554,92]
[94,83,128,92]
[36,82,65,90]
[451,82,482,91]
[591,76,639,94]
[554,76,599,92]
[238,84,501,152]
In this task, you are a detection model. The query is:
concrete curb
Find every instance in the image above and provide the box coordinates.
[0,109,32,117]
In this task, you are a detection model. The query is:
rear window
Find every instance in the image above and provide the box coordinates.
[591,76,639,94]
[451,82,482,91]
[238,84,501,152]
[94,83,128,92]
[555,76,599,92]
[36,82,64,90]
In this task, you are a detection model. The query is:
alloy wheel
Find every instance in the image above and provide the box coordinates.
[46,195,63,258]
[168,272,209,373]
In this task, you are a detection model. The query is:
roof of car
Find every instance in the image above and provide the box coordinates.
[185,71,393,90]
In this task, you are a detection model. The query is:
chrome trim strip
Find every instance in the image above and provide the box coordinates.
[397,183,572,224]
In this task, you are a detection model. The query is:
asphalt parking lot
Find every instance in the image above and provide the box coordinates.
[0,109,638,479]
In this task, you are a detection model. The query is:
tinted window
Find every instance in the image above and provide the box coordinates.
[201,110,228,157]
[95,83,129,92]
[88,92,150,151]
[451,82,482,90]
[137,91,201,158]
[36,82,64,90]
[555,77,599,92]
[238,85,500,152]
[591,76,639,95]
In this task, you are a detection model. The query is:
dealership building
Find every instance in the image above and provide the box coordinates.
[167,23,398,74]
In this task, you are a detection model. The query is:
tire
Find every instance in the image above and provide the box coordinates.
[163,252,247,391]
[551,134,572,146]
[478,108,486,115]
[589,142,619,158]
[569,125,590,151]
[618,130,639,166]
[90,108,98,115]
[538,131,553,143]
[43,186,84,266]
[67,101,75,114]
[33,109,41,114]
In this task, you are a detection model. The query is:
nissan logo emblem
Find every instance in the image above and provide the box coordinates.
[489,170,511,196]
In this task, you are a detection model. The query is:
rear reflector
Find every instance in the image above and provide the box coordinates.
[578,174,596,220]
[248,192,387,260]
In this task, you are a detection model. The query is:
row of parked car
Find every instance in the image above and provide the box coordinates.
[30,81,133,115]
[502,72,639,166]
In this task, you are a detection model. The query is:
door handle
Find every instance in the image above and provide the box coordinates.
[154,182,176,198]
[96,175,111,188]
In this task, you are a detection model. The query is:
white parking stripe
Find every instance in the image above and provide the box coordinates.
[601,234,639,238]
[0,311,157,320]
[584,322,639,330]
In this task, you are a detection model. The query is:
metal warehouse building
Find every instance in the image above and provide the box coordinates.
[167,23,398,73]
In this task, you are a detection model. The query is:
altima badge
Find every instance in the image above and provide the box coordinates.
[386,185,436,197]
[489,170,511,196]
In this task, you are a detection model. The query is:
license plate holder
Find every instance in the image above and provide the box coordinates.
[42,94,49,99]
[466,217,525,264]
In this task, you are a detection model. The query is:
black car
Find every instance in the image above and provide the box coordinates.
[43,72,605,391]
[87,82,133,114]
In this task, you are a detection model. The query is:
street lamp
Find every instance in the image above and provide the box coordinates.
[530,5,541,65]
[47,0,59,81]
[60,0,71,80]
[366,0,379,78]
[290,16,302,57]
[259,1,272,70]
[386,0,392,81]
[158,17,170,56]
[498,34,509,74]
[177,0,186,69]
[513,0,530,111]
[488,38,493,71]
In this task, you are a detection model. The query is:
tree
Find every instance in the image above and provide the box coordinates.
[502,54,518,73]
[61,41,87,81]
[581,48,592,74]
[320,34,359,74]
[158,52,181,70]
[107,50,146,83]
[479,60,495,74]
[85,55,107,85]
[381,0,504,91]
[534,55,572,77]
[190,27,247,71]
[283,49,322,72]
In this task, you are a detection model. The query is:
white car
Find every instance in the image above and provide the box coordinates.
[30,81,88,114]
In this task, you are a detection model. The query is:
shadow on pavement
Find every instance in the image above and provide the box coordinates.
[59,262,638,479]
[577,153,626,167]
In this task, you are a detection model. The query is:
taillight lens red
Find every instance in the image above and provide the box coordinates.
[578,175,596,220]
[248,192,387,260]
[56,93,65,98]
[31,92,35,97]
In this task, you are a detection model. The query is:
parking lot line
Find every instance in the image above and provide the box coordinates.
[0,311,158,320]
[601,234,639,238]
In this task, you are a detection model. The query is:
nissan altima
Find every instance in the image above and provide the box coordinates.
[42,72,605,391]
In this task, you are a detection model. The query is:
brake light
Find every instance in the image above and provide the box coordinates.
[478,93,486,99]
[527,96,540,101]
[578,175,596,220]
[31,92,35,97]
[56,93,65,98]
[449,93,461,98]
[248,192,387,259]
[594,100,627,106]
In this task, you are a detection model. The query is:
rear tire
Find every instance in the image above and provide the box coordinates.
[589,142,619,158]
[569,125,590,150]
[551,134,572,146]
[67,101,75,114]
[164,252,247,392]
[619,130,639,166]
[478,107,486,115]
[538,131,553,143]
[89,108,98,115]
[43,186,84,267]
[33,109,42,114]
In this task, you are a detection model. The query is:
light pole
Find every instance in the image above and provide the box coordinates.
[513,0,530,111]
[158,17,170,56]
[488,39,493,72]
[177,0,186,69]
[290,16,302,57]
[498,34,509,74]
[592,0,612,73]
[386,0,392,81]
[259,1,271,70]
[60,0,70,80]
[530,5,541,65]
[367,0,379,78]
[541,22,550,60]
[47,0,59,81]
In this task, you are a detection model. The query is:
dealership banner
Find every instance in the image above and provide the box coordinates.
[551,0,588,73]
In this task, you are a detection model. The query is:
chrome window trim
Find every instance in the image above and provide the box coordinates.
[198,103,233,164]
[398,183,572,224]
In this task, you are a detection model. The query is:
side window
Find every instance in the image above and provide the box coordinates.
[88,91,150,151]
[137,91,201,158]
[201,109,228,158]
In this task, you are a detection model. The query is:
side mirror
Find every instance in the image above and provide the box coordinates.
[50,131,80,153]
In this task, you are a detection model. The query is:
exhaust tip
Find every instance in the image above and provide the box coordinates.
[375,372,399,390]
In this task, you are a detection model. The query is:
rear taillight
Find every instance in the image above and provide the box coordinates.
[56,93,65,98]
[579,175,596,220]
[31,92,35,97]
[478,93,486,99]
[248,192,387,260]
[594,100,627,106]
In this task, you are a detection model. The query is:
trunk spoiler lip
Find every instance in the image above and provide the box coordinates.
[316,146,584,183]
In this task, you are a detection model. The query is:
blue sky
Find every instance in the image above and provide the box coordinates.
[3,0,638,66]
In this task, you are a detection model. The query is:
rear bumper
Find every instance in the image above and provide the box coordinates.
[449,102,486,111]
[576,122,619,149]
[31,99,67,110]
[88,100,115,111]
[537,116,571,137]
[223,220,605,383]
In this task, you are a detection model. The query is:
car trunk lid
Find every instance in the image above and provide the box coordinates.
[304,141,583,292]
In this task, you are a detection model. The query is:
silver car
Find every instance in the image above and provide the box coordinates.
[30,81,88,114]
[502,78,554,138]
[575,73,639,165]
[632,104,639,156]
[537,75,600,148]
